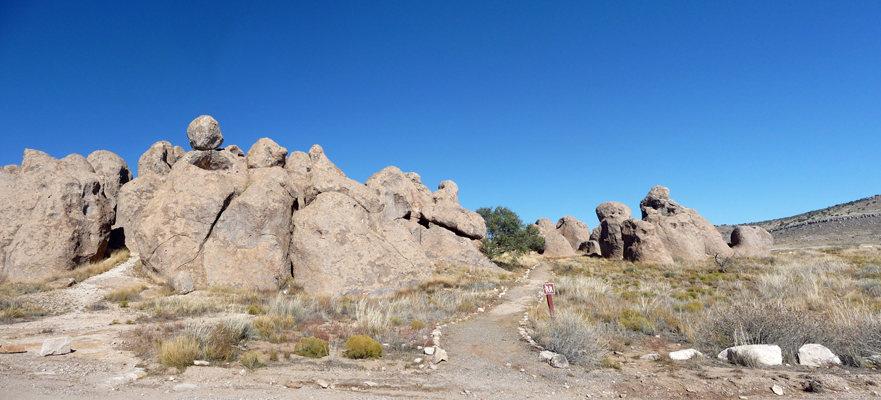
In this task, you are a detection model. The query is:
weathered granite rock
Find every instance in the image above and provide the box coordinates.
[289,192,431,296]
[597,202,631,260]
[411,222,498,269]
[427,202,487,240]
[186,115,223,150]
[730,225,774,257]
[202,168,300,290]
[556,216,591,251]
[621,219,674,265]
[133,161,237,289]
[366,166,432,221]
[225,145,245,157]
[669,348,703,360]
[137,141,175,178]
[640,186,731,260]
[116,175,164,253]
[246,138,287,169]
[533,221,576,258]
[40,336,72,356]
[718,344,783,366]
[87,150,132,222]
[1,150,111,282]
[798,344,841,367]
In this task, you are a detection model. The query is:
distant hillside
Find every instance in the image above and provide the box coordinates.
[718,194,881,249]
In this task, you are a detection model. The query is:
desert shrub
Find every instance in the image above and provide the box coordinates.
[295,336,329,358]
[618,310,654,334]
[411,320,425,329]
[158,335,201,370]
[53,249,131,283]
[240,351,263,370]
[343,335,383,359]
[269,349,278,361]
[531,309,607,365]
[477,206,545,258]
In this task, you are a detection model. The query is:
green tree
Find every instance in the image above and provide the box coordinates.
[476,206,545,258]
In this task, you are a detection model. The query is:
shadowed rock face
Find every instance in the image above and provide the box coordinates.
[0,150,112,282]
[730,225,773,257]
[621,218,673,265]
[532,220,576,258]
[596,202,632,260]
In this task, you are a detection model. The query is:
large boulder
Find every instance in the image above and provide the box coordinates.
[424,202,486,240]
[366,166,433,221]
[86,150,132,223]
[621,219,673,265]
[640,186,731,260]
[186,115,223,150]
[202,168,300,290]
[730,226,774,257]
[533,220,576,258]
[137,141,176,178]
[596,202,631,260]
[556,216,591,251]
[1,150,112,282]
[289,192,431,296]
[409,222,498,269]
[798,344,841,367]
[116,175,164,253]
[246,138,287,169]
[718,344,783,366]
[133,161,238,288]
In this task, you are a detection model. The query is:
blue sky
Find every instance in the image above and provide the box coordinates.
[2,1,879,228]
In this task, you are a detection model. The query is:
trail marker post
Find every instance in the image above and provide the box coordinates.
[543,282,556,321]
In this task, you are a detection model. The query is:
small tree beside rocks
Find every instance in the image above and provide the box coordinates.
[476,206,544,259]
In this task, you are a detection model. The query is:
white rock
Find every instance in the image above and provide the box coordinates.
[549,354,569,368]
[669,349,703,361]
[315,379,329,389]
[640,353,661,360]
[719,344,783,366]
[477,307,485,312]
[424,346,436,355]
[193,360,210,366]
[40,336,72,356]
[798,344,841,367]
[430,348,448,364]
[413,358,423,363]
[771,384,784,395]
[539,351,556,362]
[363,381,378,387]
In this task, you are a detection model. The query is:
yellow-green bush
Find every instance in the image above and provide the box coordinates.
[294,336,328,358]
[619,310,654,333]
[343,335,382,359]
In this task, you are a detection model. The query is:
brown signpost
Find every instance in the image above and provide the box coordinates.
[543,282,555,321]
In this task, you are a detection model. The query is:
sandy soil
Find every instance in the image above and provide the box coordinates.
[2,258,880,399]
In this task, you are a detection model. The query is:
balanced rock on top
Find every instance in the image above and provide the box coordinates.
[187,115,224,150]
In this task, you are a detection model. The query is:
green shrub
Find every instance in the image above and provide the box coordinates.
[295,336,329,358]
[618,310,654,333]
[343,335,383,359]
[411,320,425,330]
[477,206,545,258]
[240,351,263,370]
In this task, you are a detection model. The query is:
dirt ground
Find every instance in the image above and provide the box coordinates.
[2,258,881,399]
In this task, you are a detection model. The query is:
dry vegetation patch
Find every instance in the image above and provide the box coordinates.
[529,247,881,369]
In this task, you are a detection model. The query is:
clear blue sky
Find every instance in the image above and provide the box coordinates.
[2,1,880,228]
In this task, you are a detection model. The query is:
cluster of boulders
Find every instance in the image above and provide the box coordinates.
[533,186,773,263]
[0,116,497,296]
[641,343,844,367]
[0,149,131,281]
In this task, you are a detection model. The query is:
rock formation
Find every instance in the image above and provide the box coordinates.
[639,186,732,260]
[0,150,114,282]
[532,219,576,258]
[187,115,224,150]
[621,219,673,265]
[596,202,631,260]
[729,225,774,257]
[555,216,592,251]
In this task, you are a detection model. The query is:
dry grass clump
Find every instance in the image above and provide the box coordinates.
[142,296,223,320]
[52,249,131,283]
[530,308,607,365]
[147,316,254,371]
[104,284,147,303]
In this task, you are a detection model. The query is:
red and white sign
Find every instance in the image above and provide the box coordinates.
[542,282,555,295]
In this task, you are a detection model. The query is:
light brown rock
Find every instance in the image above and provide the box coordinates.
[133,162,237,289]
[596,202,632,260]
[556,216,591,251]
[621,219,674,265]
[137,141,175,178]
[87,150,133,222]
[533,222,576,258]
[246,138,287,169]
[432,180,459,204]
[411,222,498,269]
[640,186,731,260]
[116,175,164,253]
[1,150,111,282]
[366,166,433,221]
[289,192,431,297]
[730,225,774,257]
[225,145,245,157]
[425,202,486,240]
[202,168,300,290]
[186,115,223,150]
